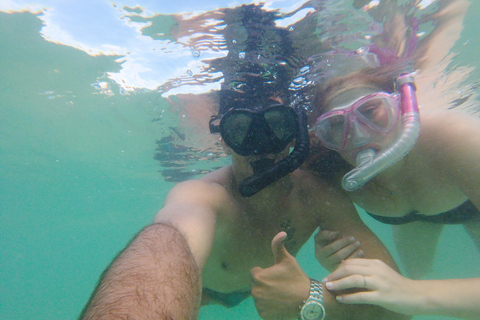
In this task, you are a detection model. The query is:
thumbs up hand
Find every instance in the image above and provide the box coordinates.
[250,232,311,320]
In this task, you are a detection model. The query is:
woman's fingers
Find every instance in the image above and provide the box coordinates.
[323,259,380,282]
[316,235,361,260]
[325,273,375,291]
[314,230,339,246]
[335,291,377,304]
[332,240,363,260]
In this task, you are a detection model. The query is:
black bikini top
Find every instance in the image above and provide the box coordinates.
[366,200,480,225]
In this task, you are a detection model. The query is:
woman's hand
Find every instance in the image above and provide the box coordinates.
[323,258,423,315]
[315,229,364,271]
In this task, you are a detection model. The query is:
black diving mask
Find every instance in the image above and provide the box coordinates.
[209,102,310,198]
[209,104,298,156]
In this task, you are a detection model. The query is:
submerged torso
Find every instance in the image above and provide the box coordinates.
[347,124,479,224]
[348,147,469,218]
[199,167,320,306]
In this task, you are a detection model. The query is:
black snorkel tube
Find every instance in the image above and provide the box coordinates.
[239,105,310,197]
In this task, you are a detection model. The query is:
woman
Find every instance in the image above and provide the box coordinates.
[307,62,480,319]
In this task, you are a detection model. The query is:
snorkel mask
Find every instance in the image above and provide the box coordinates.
[210,96,310,197]
[314,73,420,191]
[210,104,299,157]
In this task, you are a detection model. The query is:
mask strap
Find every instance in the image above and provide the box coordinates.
[209,115,222,134]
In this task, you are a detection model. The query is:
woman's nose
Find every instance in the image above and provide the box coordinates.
[347,119,371,147]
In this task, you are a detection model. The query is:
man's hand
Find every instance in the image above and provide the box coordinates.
[250,231,310,320]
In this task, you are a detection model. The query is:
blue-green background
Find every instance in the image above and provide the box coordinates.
[1,2,480,319]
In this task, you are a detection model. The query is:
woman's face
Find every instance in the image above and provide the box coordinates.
[321,85,401,166]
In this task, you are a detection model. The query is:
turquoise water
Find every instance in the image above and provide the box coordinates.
[1,1,480,319]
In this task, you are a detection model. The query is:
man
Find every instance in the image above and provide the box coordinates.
[79,3,412,318]
[79,78,409,319]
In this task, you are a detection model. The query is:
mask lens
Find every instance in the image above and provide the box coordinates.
[354,96,398,132]
[264,107,297,142]
[315,113,347,150]
[219,106,298,156]
[221,112,253,148]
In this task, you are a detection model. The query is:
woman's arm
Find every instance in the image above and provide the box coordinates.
[391,222,444,279]
[422,111,480,208]
[324,258,480,319]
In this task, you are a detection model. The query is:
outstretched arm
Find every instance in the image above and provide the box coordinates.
[79,180,220,319]
[79,223,202,320]
[324,258,480,320]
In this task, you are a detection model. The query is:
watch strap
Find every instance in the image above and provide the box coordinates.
[299,278,326,320]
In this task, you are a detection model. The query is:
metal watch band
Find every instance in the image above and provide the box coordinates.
[309,278,324,303]
[298,278,326,320]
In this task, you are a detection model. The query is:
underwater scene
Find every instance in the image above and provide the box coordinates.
[1,0,480,319]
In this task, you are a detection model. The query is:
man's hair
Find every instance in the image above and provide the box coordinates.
[210,4,301,115]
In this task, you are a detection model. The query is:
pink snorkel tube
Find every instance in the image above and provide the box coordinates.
[342,73,420,191]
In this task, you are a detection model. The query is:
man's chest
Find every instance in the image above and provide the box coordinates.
[201,215,316,292]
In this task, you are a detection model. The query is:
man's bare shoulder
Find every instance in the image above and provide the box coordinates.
[164,166,233,206]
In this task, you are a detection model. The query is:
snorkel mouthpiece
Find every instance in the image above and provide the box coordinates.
[239,106,310,197]
[250,158,276,174]
[342,74,420,191]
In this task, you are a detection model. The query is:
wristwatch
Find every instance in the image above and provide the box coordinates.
[299,279,326,320]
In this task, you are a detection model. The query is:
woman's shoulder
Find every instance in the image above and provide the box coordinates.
[416,109,480,170]
[420,109,479,134]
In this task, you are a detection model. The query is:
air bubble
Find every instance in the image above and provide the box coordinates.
[293,76,305,84]
[299,66,310,75]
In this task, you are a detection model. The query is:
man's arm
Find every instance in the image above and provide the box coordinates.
[79,180,221,319]
[79,223,202,320]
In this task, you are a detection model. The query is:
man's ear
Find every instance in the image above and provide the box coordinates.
[221,138,233,155]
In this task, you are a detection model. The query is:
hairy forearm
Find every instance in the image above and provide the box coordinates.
[79,223,202,320]
[415,278,480,319]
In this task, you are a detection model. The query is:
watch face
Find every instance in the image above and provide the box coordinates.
[302,302,324,320]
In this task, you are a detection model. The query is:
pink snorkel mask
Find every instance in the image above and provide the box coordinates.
[305,22,420,191]
[314,74,420,191]
[315,92,401,151]
[341,74,420,191]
